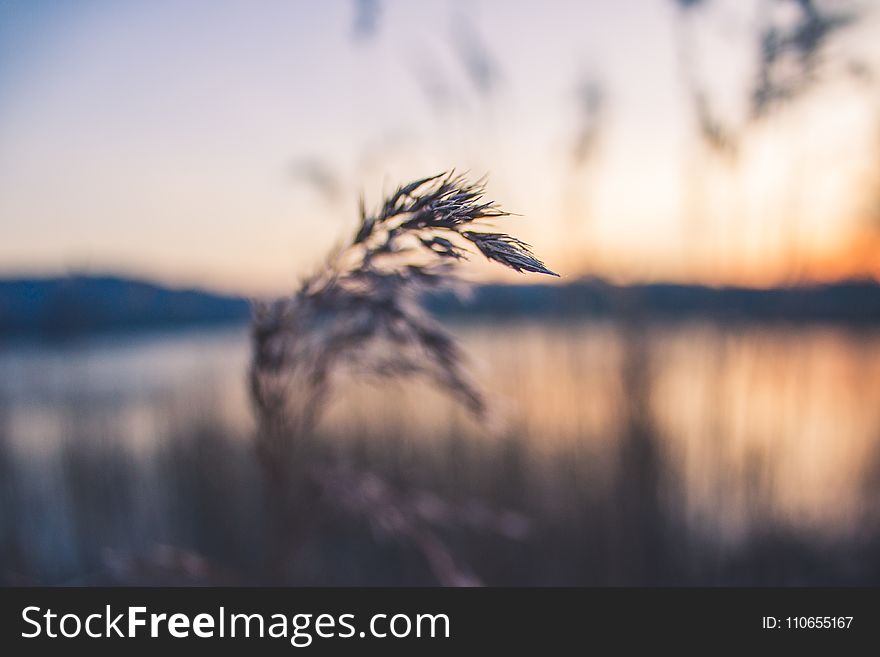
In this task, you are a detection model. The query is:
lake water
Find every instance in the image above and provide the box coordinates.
[2,319,879,584]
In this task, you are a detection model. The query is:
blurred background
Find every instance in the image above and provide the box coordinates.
[1,0,880,585]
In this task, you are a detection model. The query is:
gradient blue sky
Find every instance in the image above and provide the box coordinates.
[1,0,877,294]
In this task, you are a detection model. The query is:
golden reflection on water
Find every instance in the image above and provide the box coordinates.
[1,320,878,544]
[321,321,880,540]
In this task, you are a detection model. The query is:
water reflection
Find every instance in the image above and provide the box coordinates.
[1,320,878,584]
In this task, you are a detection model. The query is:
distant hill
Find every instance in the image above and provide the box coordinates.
[0,276,251,337]
[1,275,879,338]
[427,278,880,324]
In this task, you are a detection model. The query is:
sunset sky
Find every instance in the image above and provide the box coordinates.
[1,0,878,295]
